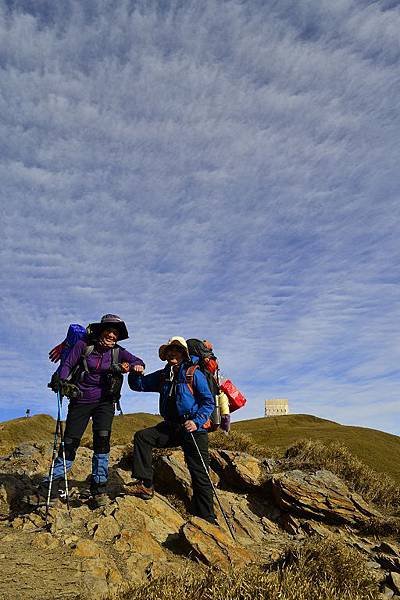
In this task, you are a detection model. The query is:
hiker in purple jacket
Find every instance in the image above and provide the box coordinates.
[39,315,144,508]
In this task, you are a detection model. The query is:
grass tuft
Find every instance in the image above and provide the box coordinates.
[209,429,273,458]
[358,515,400,537]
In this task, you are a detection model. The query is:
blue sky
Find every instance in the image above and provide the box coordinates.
[1,0,399,435]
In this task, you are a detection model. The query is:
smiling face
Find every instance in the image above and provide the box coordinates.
[98,327,119,348]
[165,345,186,366]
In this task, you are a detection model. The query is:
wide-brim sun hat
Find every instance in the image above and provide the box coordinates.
[159,336,190,361]
[88,314,129,341]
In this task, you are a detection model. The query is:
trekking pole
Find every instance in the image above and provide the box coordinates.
[189,431,236,541]
[57,390,71,514]
[45,398,62,525]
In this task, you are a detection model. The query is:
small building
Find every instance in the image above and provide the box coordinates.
[264,398,289,417]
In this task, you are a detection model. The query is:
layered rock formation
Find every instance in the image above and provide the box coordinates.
[0,443,399,600]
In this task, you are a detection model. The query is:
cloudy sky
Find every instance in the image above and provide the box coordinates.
[1,0,399,435]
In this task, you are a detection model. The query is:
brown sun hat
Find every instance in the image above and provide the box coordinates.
[158,336,190,361]
[87,314,129,341]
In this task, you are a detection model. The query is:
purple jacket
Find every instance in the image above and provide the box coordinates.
[59,339,145,403]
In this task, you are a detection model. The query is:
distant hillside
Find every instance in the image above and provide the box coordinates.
[0,414,55,454]
[233,414,400,482]
[0,412,161,455]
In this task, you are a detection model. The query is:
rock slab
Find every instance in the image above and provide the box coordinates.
[272,469,381,523]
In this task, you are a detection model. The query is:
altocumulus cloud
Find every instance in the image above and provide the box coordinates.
[0,0,399,434]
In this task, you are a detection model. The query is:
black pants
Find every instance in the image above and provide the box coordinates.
[63,401,115,441]
[133,422,216,523]
[59,401,114,493]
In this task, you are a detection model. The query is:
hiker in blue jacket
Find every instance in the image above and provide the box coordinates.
[126,336,217,524]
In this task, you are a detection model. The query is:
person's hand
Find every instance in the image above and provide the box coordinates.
[48,372,61,392]
[184,420,197,432]
[130,364,145,374]
[120,362,130,373]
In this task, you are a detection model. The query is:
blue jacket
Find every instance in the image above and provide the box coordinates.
[128,362,215,431]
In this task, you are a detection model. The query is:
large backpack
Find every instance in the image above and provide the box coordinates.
[186,339,225,431]
[186,339,247,431]
[186,339,220,398]
[49,324,87,366]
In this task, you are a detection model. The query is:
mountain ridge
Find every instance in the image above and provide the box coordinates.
[1,412,399,482]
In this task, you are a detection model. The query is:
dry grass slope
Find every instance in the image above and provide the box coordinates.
[0,414,55,454]
[117,537,379,600]
[233,414,400,482]
[0,412,161,454]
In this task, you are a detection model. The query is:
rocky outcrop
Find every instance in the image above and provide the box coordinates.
[212,488,282,544]
[0,443,399,600]
[210,449,264,489]
[182,516,257,570]
[154,450,219,499]
[272,469,382,523]
[0,474,27,516]
[73,539,126,598]
[154,451,195,498]
[113,494,186,544]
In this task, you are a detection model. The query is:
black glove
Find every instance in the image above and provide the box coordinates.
[48,374,81,400]
[48,372,61,393]
[60,381,82,400]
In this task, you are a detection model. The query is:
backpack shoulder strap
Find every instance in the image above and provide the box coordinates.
[159,364,198,395]
[66,343,93,383]
[185,364,199,396]
[81,344,94,374]
[111,346,120,368]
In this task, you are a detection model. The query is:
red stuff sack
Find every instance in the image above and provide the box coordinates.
[219,379,247,413]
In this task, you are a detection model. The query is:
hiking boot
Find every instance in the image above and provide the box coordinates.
[123,482,154,500]
[92,493,108,508]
